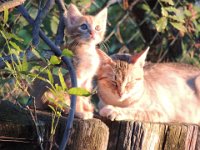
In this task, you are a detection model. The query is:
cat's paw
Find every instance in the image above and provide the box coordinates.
[75,111,94,120]
[99,105,120,121]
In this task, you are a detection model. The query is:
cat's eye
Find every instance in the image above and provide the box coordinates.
[80,23,88,30]
[95,25,101,31]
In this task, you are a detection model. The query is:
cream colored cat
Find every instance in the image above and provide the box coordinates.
[97,48,200,123]
[31,4,107,119]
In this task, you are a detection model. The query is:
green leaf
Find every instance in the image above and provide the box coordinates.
[55,84,63,91]
[50,55,61,65]
[50,16,59,34]
[4,9,8,24]
[9,41,21,52]
[164,7,178,14]
[170,22,187,33]
[46,69,54,84]
[31,48,42,59]
[29,73,48,83]
[68,87,91,96]
[48,105,56,113]
[168,15,185,23]
[48,87,56,95]
[139,3,151,12]
[7,33,24,42]
[22,54,28,72]
[0,30,7,40]
[62,49,74,58]
[12,57,22,72]
[184,9,192,17]
[161,8,168,17]
[155,17,167,32]
[4,60,13,73]
[160,0,174,5]
[53,67,68,76]
[58,68,67,90]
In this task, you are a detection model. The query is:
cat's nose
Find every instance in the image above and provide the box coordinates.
[89,31,95,39]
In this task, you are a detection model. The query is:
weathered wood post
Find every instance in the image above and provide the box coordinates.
[103,120,200,150]
[0,100,199,150]
[0,101,109,150]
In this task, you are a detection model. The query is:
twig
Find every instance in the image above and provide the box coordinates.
[55,0,67,13]
[27,105,44,150]
[55,0,67,46]
[0,50,54,69]
[32,0,55,47]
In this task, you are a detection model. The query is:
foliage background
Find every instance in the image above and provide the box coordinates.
[0,0,200,102]
[0,0,199,147]
[1,0,200,60]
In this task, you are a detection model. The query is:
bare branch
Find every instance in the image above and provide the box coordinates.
[32,0,55,47]
[55,0,67,46]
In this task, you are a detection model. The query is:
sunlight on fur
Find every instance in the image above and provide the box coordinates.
[97,48,200,123]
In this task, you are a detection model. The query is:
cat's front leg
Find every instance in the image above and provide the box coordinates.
[99,105,132,121]
[99,105,168,122]
[74,96,94,119]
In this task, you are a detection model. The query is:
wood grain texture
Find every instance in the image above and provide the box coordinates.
[0,100,109,150]
[0,100,199,150]
[103,119,200,150]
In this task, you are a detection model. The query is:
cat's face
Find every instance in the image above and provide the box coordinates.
[65,4,107,45]
[98,50,148,104]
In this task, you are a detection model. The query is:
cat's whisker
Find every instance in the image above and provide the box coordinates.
[100,41,109,53]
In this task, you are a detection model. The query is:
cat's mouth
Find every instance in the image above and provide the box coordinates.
[116,91,127,101]
[117,90,123,97]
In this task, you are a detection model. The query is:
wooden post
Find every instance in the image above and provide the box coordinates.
[103,120,200,150]
[0,100,199,149]
[0,100,109,150]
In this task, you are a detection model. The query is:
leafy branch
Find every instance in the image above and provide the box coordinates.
[17,2,77,149]
[0,0,78,149]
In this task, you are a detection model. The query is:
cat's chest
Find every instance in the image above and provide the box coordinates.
[73,48,100,71]
[83,52,100,69]
[73,49,100,78]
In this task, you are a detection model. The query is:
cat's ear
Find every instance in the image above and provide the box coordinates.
[97,49,113,64]
[130,47,149,67]
[95,8,107,30]
[67,4,82,25]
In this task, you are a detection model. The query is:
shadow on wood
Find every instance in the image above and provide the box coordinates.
[0,100,199,150]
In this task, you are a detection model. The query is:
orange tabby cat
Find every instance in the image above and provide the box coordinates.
[97,48,200,123]
[34,4,107,119]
